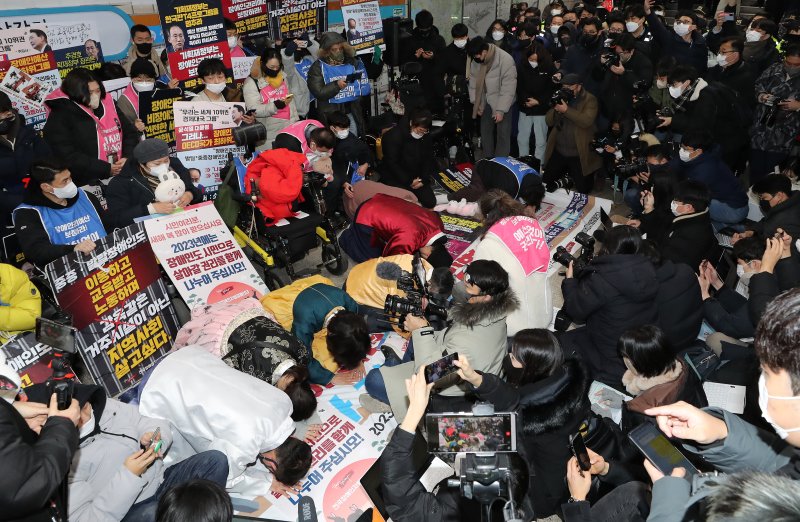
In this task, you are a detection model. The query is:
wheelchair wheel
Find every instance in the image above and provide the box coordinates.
[263,268,288,291]
[322,242,348,276]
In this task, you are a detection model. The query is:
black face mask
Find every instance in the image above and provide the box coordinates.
[264,68,280,77]
[580,33,599,48]
[0,115,14,134]
[135,42,153,55]
[759,199,773,213]
[502,354,525,385]
[473,57,484,64]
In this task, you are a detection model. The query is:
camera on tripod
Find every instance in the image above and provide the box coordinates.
[552,231,595,277]
[36,316,78,410]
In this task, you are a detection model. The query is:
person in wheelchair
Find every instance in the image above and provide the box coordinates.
[244,147,308,224]
[272,119,336,177]
[13,158,108,268]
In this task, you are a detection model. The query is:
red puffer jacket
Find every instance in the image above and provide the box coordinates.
[244,148,306,223]
[356,193,445,256]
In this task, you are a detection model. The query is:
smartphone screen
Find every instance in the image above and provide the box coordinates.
[628,423,698,478]
[426,413,516,453]
[424,352,459,384]
[570,432,592,471]
[35,317,77,354]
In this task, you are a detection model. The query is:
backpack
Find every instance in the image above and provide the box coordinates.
[214,161,241,228]
[705,81,754,128]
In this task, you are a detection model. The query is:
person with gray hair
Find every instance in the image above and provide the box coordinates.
[704,472,800,521]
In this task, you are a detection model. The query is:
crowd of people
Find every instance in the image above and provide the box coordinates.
[2,0,800,521]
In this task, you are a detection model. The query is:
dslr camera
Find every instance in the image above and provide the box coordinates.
[552,231,595,277]
[600,49,620,70]
[550,87,575,107]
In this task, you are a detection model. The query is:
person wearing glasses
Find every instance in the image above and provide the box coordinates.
[643,0,708,73]
[378,108,438,208]
[706,37,756,111]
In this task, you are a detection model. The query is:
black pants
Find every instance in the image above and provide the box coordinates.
[411,183,437,209]
[544,150,594,194]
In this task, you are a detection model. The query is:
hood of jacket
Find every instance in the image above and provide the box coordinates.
[518,358,591,435]
[687,77,709,102]
[449,287,519,328]
[589,254,658,300]
[317,42,356,62]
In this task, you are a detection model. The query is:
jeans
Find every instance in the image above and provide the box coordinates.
[121,450,229,522]
[364,341,415,404]
[517,114,548,161]
[708,199,748,231]
[480,108,513,158]
[624,184,644,215]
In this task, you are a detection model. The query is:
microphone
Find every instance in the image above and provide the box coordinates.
[298,496,318,522]
[376,261,404,281]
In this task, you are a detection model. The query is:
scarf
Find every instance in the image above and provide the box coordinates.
[266,71,284,89]
[471,44,497,119]
[140,167,160,193]
[622,362,683,396]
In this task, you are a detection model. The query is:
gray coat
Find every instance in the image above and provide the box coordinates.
[468,44,518,115]
[68,399,172,522]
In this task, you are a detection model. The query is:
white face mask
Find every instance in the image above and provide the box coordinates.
[227,36,238,49]
[678,148,693,162]
[529,60,538,68]
[550,24,561,34]
[626,21,640,32]
[192,181,200,188]
[654,10,665,16]
[335,129,349,140]
[52,181,79,199]
[492,31,505,41]
[205,82,226,94]
[551,9,563,16]
[454,38,467,49]
[656,79,668,89]
[79,409,96,439]
[668,84,684,99]
[149,163,170,176]
[716,53,729,66]
[133,81,155,92]
[88,93,101,110]
[411,130,425,140]
[746,29,762,42]
[670,201,681,216]
[758,374,800,439]
[673,22,691,36]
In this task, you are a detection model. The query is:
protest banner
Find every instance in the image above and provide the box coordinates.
[436,163,473,194]
[49,22,104,78]
[268,0,327,40]
[143,202,268,309]
[0,51,60,131]
[139,89,183,150]
[221,0,270,38]
[44,223,180,397]
[234,331,402,520]
[173,100,246,198]
[440,213,482,260]
[156,0,233,91]
[341,0,385,55]
[232,55,258,80]
[0,332,60,389]
[0,27,43,60]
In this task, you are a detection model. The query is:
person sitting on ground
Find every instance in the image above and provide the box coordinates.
[117,59,179,141]
[618,325,707,433]
[659,179,720,270]
[734,174,800,251]
[0,263,41,344]
[474,189,552,333]
[13,158,108,267]
[746,230,799,326]
[340,193,452,266]
[156,479,233,522]
[191,58,247,104]
[139,346,313,499]
[105,138,199,229]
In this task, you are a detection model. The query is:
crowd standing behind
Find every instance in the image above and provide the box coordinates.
[2,1,800,521]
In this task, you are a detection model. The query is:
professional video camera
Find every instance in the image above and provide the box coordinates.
[552,231,595,277]
[36,316,78,410]
[377,252,449,330]
[550,87,575,107]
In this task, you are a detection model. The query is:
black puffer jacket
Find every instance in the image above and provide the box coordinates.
[516,61,556,116]
[655,260,703,352]
[561,254,659,383]
[0,115,51,196]
[662,210,720,272]
[752,191,800,243]
[379,120,438,188]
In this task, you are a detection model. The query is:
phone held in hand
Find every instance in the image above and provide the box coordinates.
[424,352,459,384]
[569,432,592,472]
[628,422,699,479]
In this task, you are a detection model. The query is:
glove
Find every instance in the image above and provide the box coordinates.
[274,99,286,109]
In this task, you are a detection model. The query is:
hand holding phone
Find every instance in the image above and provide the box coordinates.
[569,432,592,473]
[424,352,459,384]
[345,72,362,83]
[628,423,698,480]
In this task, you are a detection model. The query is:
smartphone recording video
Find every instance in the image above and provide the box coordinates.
[35,317,77,354]
[424,352,459,384]
[426,413,517,453]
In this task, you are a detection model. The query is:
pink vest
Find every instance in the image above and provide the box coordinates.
[486,216,549,276]
[45,88,123,162]
[260,81,290,120]
[119,82,140,116]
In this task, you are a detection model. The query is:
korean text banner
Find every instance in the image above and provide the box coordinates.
[140,89,184,151]
[341,0,385,55]
[221,0,269,38]
[156,0,233,90]
[0,332,60,389]
[0,51,60,131]
[268,0,327,40]
[47,22,104,78]
[45,223,180,397]
[143,202,268,309]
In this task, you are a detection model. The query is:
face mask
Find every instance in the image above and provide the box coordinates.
[227,36,238,49]
[759,199,773,213]
[673,22,691,36]
[192,181,200,188]
[264,68,280,78]
[454,38,467,49]
[746,29,762,42]
[492,31,505,41]
[135,42,153,55]
[52,181,78,199]
[669,84,684,99]
[758,374,800,439]
[551,9,563,15]
[88,93,101,110]
[330,51,345,63]
[0,115,14,134]
[655,10,665,16]
[678,148,692,162]
[205,82,226,94]
[626,21,640,32]
[79,410,95,439]
[716,53,729,66]
[529,60,538,68]
[149,163,170,177]
[335,129,349,139]
[473,57,484,64]
[502,354,526,384]
[550,24,562,34]
[670,200,681,216]
[580,33,598,48]
[133,81,155,92]
[411,130,425,140]
[656,79,668,89]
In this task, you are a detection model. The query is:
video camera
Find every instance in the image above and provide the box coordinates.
[552,231,595,277]
[377,252,449,330]
[36,316,78,410]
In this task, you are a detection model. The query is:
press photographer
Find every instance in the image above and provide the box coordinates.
[595,33,653,128]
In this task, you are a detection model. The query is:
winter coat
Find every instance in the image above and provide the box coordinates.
[68,395,173,522]
[596,50,653,120]
[751,62,800,153]
[307,45,367,134]
[705,60,757,110]
[639,205,674,247]
[404,26,448,113]
[0,115,51,196]
[661,210,719,271]
[13,188,107,268]
[42,96,138,186]
[468,44,518,115]
[648,408,800,522]
[379,120,438,188]
[752,191,800,242]
[560,254,659,384]
[655,260,703,351]
[332,132,372,176]
[243,148,307,223]
[0,398,78,522]
[544,90,603,178]
[559,37,605,96]
[747,256,800,325]
[344,254,433,310]
[0,263,41,343]
[668,79,716,137]
[343,180,419,220]
[516,61,556,116]
[646,13,708,73]
[703,285,755,339]
[123,45,169,78]
[242,56,301,151]
[104,156,197,230]
[139,346,295,498]
[441,42,469,82]
[743,38,780,76]
[674,149,748,208]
